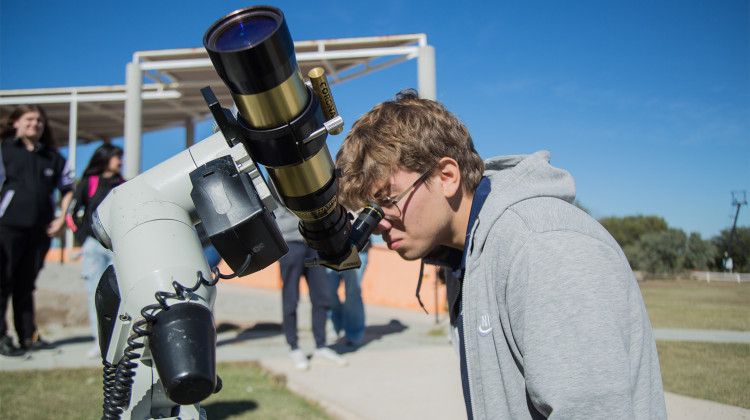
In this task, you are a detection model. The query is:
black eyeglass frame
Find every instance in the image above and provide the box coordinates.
[378,164,438,220]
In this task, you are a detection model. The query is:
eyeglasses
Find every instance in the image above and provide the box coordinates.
[377,165,437,220]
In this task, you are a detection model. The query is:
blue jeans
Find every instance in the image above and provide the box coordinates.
[81,237,114,343]
[327,250,368,344]
[279,241,330,349]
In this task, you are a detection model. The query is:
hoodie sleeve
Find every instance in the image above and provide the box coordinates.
[506,229,647,419]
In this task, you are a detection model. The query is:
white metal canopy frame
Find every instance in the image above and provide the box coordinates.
[0,33,436,179]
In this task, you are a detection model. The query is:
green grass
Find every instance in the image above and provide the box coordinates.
[657,341,749,409]
[0,367,102,419]
[639,280,750,409]
[639,280,750,331]
[0,361,331,420]
[202,361,330,420]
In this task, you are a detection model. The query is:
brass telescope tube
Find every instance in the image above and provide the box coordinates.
[204,5,352,264]
[230,66,337,221]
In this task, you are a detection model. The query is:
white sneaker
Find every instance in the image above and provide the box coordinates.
[312,347,347,366]
[290,349,309,370]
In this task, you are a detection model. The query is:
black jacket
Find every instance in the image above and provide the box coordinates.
[0,138,73,230]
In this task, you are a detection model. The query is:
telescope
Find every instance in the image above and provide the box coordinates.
[92,5,382,419]
[203,5,380,271]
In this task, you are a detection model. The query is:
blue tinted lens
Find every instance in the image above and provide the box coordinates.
[215,15,278,51]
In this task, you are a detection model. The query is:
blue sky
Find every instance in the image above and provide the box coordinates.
[1,0,748,239]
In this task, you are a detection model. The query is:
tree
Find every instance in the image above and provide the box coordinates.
[599,215,669,248]
[627,229,687,274]
[599,215,731,275]
[683,232,718,271]
[712,226,750,272]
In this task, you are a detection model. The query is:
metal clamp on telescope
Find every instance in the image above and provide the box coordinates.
[202,5,383,271]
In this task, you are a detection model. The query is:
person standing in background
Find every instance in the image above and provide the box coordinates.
[0,104,74,356]
[65,143,124,358]
[326,241,369,347]
[272,196,347,370]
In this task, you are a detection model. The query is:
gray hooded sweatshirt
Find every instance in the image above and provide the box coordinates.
[455,151,666,419]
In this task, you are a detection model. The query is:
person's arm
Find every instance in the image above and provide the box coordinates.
[508,232,642,418]
[47,189,73,237]
[47,156,76,237]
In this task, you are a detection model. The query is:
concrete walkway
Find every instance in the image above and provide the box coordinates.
[1,262,748,420]
[653,328,750,343]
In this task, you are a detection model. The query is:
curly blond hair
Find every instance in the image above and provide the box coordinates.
[335,89,484,209]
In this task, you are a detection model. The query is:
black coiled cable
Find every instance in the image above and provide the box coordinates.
[101,301,159,419]
[101,361,119,419]
[100,255,251,420]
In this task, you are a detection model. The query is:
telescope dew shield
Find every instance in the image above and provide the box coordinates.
[204,6,352,264]
[203,5,305,128]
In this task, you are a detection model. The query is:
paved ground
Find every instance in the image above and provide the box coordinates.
[1,262,748,419]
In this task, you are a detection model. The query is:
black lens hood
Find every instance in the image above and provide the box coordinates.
[204,6,297,95]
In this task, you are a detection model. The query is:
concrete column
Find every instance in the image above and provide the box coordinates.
[417,45,436,100]
[68,92,78,174]
[185,118,195,148]
[65,94,79,252]
[124,61,143,179]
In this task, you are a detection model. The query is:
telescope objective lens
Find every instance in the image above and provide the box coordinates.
[213,16,279,51]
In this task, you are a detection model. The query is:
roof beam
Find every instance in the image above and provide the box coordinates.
[46,119,104,142]
[0,90,181,105]
[79,101,125,124]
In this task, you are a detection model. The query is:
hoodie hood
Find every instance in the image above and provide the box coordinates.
[473,150,576,250]
[424,150,576,268]
[483,150,575,208]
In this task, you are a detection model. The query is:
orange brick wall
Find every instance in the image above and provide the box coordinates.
[47,244,448,314]
[45,247,81,263]
[218,244,447,314]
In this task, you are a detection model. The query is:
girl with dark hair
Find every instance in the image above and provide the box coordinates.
[65,143,124,358]
[0,104,74,356]
[0,104,58,148]
[81,143,123,178]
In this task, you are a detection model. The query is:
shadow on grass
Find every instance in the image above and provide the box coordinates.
[202,399,259,419]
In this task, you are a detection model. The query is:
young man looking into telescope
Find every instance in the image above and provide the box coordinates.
[334,89,667,419]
